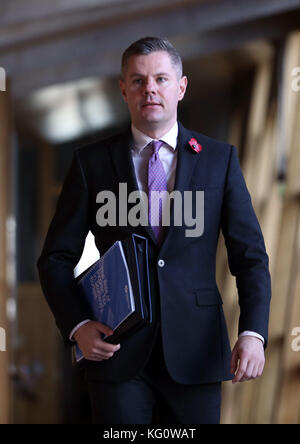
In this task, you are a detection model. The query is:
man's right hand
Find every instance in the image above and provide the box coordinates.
[74,321,121,361]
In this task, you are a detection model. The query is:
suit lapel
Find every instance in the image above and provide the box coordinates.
[108,127,137,195]
[159,122,201,252]
[172,122,200,196]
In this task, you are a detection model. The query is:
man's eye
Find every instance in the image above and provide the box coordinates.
[158,77,167,82]
[133,79,142,84]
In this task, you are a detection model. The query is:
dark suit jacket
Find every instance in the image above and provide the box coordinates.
[37,121,271,384]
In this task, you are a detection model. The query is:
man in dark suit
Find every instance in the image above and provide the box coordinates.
[37,36,271,424]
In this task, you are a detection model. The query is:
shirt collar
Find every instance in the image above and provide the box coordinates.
[131,121,178,154]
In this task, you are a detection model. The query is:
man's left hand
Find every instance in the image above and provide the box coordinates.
[230,336,265,384]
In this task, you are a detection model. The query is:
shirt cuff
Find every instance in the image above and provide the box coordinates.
[69,319,91,342]
[239,331,265,344]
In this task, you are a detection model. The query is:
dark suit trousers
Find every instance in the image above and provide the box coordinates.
[87,328,221,424]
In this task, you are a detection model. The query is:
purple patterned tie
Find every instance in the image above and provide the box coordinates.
[148,140,167,245]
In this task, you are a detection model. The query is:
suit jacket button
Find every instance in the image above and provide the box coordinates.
[158,259,165,267]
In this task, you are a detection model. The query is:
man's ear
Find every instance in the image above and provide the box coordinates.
[119,79,127,103]
[178,76,188,101]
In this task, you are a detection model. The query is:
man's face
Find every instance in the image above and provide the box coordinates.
[119,51,187,131]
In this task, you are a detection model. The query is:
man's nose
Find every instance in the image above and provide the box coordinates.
[143,78,157,94]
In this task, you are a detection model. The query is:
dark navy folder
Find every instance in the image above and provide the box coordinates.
[74,234,152,362]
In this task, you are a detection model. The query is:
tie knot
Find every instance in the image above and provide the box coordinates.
[151,140,164,154]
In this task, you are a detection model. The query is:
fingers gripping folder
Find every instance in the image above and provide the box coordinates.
[74,234,152,362]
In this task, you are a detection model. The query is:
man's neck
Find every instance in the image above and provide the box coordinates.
[132,119,177,140]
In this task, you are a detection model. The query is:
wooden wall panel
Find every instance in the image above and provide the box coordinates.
[220,34,300,423]
[13,283,63,424]
[286,91,300,195]
[242,58,273,205]
[275,204,300,424]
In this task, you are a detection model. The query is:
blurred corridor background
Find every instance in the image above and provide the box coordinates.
[0,0,300,424]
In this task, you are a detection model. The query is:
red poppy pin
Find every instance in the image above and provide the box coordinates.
[188,138,202,153]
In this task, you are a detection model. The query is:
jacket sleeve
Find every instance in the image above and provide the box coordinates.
[37,150,92,345]
[221,145,272,347]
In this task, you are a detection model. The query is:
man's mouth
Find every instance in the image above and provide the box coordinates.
[142,102,162,107]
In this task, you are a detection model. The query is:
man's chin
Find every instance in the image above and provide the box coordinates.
[140,118,164,127]
[139,112,164,124]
